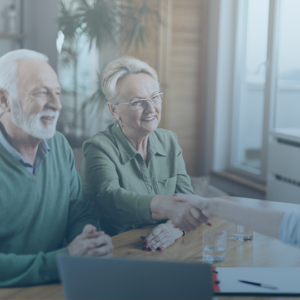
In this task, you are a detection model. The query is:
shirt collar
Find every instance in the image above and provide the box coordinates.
[0,124,50,168]
[148,130,167,157]
[111,123,167,165]
[37,139,51,158]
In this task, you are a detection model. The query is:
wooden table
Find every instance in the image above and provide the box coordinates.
[1,197,300,300]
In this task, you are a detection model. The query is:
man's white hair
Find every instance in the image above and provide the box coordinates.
[0,49,48,100]
[102,56,159,102]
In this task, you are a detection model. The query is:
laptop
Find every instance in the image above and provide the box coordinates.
[57,256,213,300]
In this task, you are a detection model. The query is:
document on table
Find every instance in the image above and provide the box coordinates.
[214,268,300,296]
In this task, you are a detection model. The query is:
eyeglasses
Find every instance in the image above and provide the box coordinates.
[114,92,163,111]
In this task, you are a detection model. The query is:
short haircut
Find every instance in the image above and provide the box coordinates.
[102,56,159,102]
[0,49,48,101]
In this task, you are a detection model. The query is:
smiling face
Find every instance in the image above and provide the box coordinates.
[109,73,161,139]
[9,60,62,139]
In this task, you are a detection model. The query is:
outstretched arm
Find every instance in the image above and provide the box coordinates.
[80,144,206,231]
[173,194,284,239]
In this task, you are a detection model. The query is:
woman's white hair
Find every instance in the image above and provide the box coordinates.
[0,49,48,101]
[102,56,159,102]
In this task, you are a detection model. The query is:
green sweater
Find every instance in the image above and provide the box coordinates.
[0,132,98,287]
[79,123,194,236]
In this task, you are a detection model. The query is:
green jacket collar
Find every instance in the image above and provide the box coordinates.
[111,123,167,165]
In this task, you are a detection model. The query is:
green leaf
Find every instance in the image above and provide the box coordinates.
[75,0,119,50]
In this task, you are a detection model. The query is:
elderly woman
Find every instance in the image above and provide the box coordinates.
[79,56,207,251]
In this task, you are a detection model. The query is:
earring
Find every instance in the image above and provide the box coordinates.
[117,123,119,128]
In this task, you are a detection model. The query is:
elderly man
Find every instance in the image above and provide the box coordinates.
[0,49,113,287]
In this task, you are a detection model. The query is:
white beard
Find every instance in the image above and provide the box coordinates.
[10,100,59,139]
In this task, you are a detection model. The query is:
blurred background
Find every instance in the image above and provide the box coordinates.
[0,0,299,202]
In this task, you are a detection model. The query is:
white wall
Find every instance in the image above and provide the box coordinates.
[204,0,236,173]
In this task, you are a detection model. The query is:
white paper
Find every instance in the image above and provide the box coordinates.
[215,268,300,294]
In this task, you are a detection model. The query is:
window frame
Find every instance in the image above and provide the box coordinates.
[229,0,282,183]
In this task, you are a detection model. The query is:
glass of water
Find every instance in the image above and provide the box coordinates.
[202,229,227,263]
[233,224,253,241]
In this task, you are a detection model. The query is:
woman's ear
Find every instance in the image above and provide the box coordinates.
[0,89,10,116]
[107,102,119,121]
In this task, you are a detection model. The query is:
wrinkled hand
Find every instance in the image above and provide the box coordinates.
[173,194,212,220]
[67,224,114,257]
[141,221,183,251]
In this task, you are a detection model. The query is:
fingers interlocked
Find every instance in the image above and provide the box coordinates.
[67,224,114,257]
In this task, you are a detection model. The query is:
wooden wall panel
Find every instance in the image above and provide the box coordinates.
[121,0,208,176]
[167,0,208,176]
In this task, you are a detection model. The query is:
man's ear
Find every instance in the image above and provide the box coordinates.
[107,102,119,121]
[0,89,10,114]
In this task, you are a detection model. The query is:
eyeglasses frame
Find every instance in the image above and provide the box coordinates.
[112,92,163,110]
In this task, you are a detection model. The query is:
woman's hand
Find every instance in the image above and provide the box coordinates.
[173,194,213,220]
[141,221,183,251]
[150,195,209,232]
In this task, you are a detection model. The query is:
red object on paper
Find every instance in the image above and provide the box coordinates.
[212,267,220,292]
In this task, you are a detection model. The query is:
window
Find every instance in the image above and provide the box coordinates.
[56,32,100,140]
[274,0,300,128]
[230,0,300,181]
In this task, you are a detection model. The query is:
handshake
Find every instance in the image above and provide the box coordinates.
[67,193,212,258]
[150,194,213,232]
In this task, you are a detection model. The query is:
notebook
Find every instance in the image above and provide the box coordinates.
[214,267,300,296]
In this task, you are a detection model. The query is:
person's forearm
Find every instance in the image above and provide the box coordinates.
[150,195,173,220]
[99,188,154,225]
[209,198,285,239]
[67,195,99,243]
[0,248,68,287]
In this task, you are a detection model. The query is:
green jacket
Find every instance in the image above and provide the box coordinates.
[79,123,194,236]
[0,132,98,287]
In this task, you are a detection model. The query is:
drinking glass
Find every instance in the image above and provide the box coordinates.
[233,224,253,241]
[202,229,227,263]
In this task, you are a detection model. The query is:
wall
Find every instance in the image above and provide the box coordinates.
[0,0,58,70]
[122,0,209,177]
[0,0,22,56]
[23,0,58,71]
